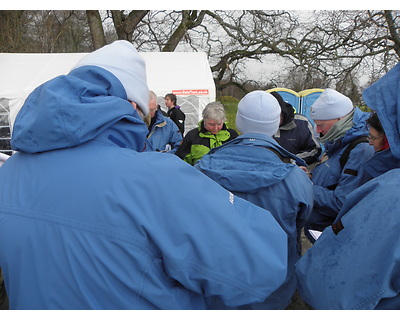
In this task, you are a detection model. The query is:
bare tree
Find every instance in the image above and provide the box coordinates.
[86,10,106,50]
[2,10,399,100]
[110,10,149,42]
[0,10,92,53]
[290,10,400,88]
[0,10,29,52]
[161,10,207,52]
[104,9,400,97]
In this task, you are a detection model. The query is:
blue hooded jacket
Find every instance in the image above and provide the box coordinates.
[195,133,313,309]
[305,107,374,237]
[147,109,182,153]
[357,62,400,186]
[296,169,400,309]
[357,148,400,186]
[0,66,288,309]
[296,62,400,310]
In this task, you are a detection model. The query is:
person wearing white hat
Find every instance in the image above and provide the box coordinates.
[195,90,313,310]
[0,41,289,309]
[303,88,374,243]
[296,64,400,310]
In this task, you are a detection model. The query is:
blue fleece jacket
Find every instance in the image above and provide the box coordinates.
[0,66,288,309]
[195,133,313,309]
[305,107,374,236]
[147,109,182,153]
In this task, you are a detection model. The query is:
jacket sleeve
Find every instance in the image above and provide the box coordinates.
[313,142,374,216]
[174,131,193,159]
[169,109,185,135]
[166,121,183,153]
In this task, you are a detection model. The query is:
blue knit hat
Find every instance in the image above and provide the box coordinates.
[72,40,149,116]
[236,90,281,136]
[311,89,353,120]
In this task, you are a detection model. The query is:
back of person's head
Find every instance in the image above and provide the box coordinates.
[202,101,227,122]
[367,112,385,135]
[270,91,294,126]
[165,93,177,106]
[310,89,354,121]
[149,90,157,104]
[72,40,149,116]
[236,90,281,136]
[148,90,158,118]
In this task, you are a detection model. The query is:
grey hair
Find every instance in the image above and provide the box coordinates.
[202,101,226,122]
[149,90,157,102]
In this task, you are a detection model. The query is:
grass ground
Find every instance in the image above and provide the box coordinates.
[219,96,239,132]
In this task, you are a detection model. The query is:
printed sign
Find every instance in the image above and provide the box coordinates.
[172,89,209,95]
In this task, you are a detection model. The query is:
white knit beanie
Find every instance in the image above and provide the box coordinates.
[310,89,354,120]
[72,40,149,116]
[236,90,281,136]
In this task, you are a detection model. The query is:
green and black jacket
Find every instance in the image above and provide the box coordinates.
[175,120,239,165]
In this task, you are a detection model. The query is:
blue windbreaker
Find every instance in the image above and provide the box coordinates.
[0,66,288,309]
[195,133,314,309]
[305,107,374,236]
[296,169,400,309]
[363,62,400,160]
[296,62,400,310]
[357,148,400,186]
[147,109,182,153]
[358,62,400,186]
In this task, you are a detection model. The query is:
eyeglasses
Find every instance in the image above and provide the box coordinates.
[368,134,383,141]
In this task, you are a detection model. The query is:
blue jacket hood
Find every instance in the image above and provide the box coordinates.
[12,66,148,153]
[195,133,305,193]
[363,62,400,159]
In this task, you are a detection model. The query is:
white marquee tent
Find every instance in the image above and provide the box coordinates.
[0,51,216,154]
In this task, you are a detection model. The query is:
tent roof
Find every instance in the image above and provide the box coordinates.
[0,51,216,99]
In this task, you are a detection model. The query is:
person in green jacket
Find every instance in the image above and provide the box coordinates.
[175,101,238,165]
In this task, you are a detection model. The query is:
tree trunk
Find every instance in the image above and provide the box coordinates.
[86,10,106,50]
[162,10,206,52]
[384,10,400,58]
[111,10,149,42]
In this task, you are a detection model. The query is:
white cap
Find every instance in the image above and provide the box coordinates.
[236,90,281,136]
[310,89,354,120]
[72,40,149,116]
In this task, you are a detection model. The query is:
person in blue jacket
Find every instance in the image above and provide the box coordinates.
[147,90,182,153]
[357,112,400,186]
[303,89,374,243]
[295,64,400,310]
[0,40,289,310]
[296,168,400,309]
[195,90,314,310]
